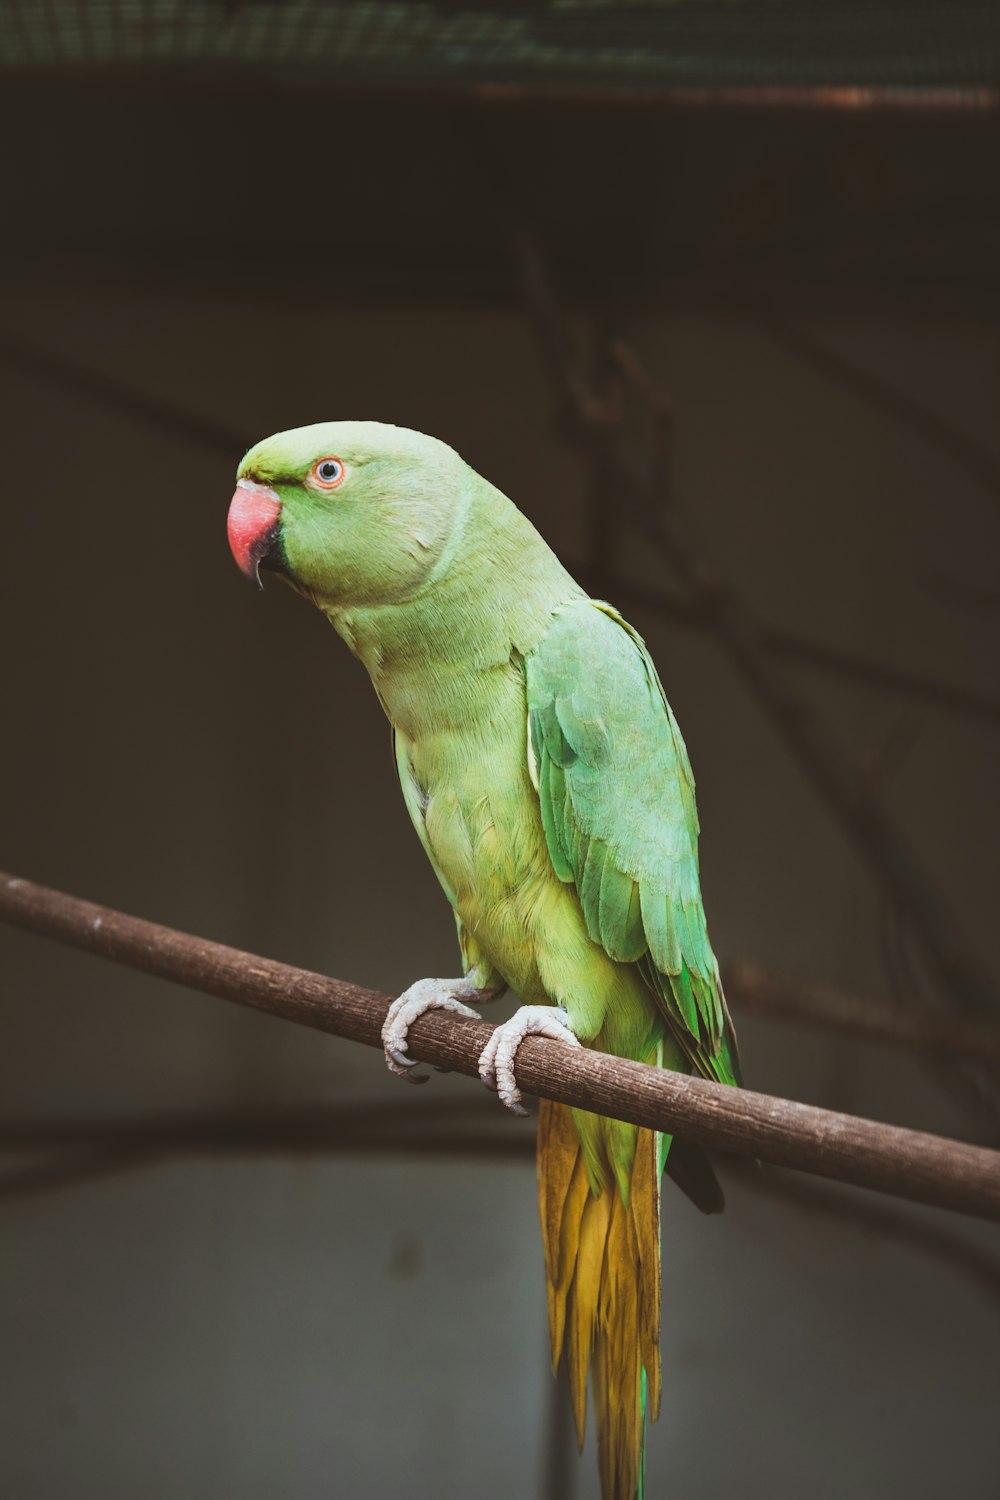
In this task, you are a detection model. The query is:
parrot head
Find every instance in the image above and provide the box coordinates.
[227,421,470,607]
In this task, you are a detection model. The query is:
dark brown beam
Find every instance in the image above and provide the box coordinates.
[471,83,1000,114]
[0,65,995,114]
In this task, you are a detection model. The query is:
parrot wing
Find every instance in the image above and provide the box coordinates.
[525,599,740,1086]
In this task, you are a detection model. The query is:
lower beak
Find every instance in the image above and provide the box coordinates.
[227,480,284,586]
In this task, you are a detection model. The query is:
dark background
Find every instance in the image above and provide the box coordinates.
[1,5,999,1497]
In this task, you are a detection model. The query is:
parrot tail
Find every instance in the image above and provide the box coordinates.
[537,1097,662,1500]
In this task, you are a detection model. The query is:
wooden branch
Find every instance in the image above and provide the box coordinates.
[2,872,999,1222]
[724,960,1000,1070]
[510,233,1000,1021]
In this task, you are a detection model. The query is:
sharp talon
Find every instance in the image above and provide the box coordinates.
[383,978,495,1090]
[478,1005,580,1115]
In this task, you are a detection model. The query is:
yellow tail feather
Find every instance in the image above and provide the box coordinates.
[537,1098,662,1500]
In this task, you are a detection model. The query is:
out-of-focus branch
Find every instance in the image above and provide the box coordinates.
[2,871,1000,1222]
[511,231,1000,1022]
[719,1160,1000,1308]
[0,326,250,457]
[724,961,1000,1070]
[2,323,996,731]
[0,1101,515,1163]
[764,320,1000,516]
[575,571,1000,731]
[0,1102,524,1202]
[4,1104,999,1312]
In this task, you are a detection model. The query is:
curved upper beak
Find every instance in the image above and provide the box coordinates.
[227,479,283,586]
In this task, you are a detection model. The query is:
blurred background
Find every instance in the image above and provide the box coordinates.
[2,4,1000,1497]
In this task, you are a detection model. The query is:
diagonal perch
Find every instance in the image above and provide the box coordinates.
[1,870,998,1223]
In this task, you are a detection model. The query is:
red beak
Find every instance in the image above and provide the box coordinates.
[227,480,283,586]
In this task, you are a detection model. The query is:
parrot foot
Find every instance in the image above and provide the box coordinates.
[382,977,502,1083]
[478,1006,581,1116]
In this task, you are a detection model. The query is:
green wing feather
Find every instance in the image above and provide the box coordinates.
[526,600,740,1087]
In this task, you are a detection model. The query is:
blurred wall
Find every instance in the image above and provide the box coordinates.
[1,291,998,1499]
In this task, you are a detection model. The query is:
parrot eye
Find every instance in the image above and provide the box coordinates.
[311,456,346,490]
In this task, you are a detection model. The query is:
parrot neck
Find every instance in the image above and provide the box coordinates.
[321,477,584,738]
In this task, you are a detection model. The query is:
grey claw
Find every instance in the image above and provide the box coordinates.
[478,1005,580,1115]
[383,980,494,1092]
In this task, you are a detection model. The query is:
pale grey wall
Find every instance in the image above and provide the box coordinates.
[1,294,998,1498]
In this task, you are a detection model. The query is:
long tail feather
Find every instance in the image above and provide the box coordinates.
[538,1098,662,1500]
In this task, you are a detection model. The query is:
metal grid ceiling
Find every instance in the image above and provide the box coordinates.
[0,2,997,92]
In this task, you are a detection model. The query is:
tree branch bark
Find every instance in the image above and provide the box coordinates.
[2,871,999,1223]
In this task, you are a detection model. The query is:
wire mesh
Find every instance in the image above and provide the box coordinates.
[0,2,997,92]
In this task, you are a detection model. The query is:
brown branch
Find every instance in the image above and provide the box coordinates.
[1,872,999,1222]
[510,232,1000,1021]
[724,960,1000,1071]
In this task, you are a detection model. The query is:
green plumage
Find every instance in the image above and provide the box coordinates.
[229,420,741,1500]
[527,600,740,1088]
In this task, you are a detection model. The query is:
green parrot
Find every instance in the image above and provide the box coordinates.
[226,421,740,1500]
